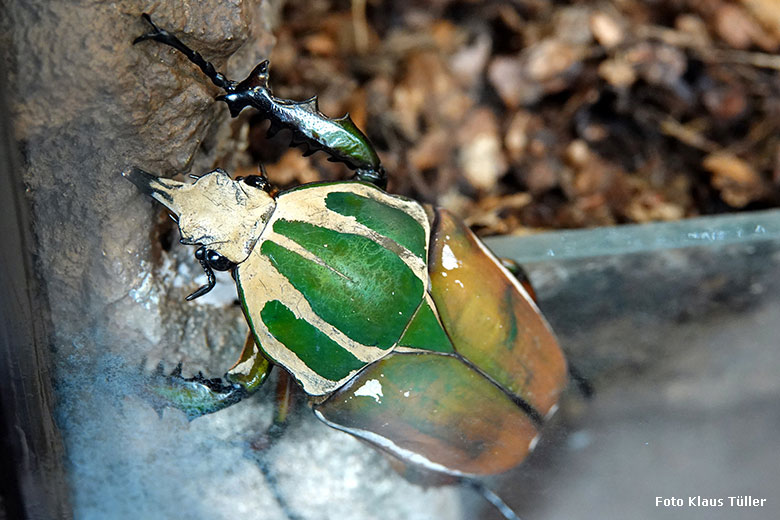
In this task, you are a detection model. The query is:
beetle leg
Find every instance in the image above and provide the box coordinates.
[567,364,595,398]
[499,257,595,398]
[134,14,237,93]
[499,257,538,302]
[270,369,295,434]
[352,165,388,190]
[135,14,387,185]
[225,330,274,394]
[186,247,217,301]
[146,331,273,420]
[250,370,297,451]
[460,478,521,520]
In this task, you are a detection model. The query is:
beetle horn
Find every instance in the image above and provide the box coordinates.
[123,166,187,214]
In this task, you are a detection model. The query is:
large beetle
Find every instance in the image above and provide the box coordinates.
[128,14,567,519]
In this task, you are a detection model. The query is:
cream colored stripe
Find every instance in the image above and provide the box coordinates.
[246,183,433,394]
[247,246,387,363]
[251,315,349,395]
[273,184,430,285]
[272,208,427,281]
[240,257,360,395]
[393,346,426,354]
[423,291,441,321]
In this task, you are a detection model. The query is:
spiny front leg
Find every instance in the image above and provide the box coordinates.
[134,14,388,189]
[499,257,537,302]
[133,13,236,92]
[146,331,273,420]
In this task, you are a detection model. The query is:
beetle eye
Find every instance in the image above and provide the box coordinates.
[205,249,234,271]
[242,175,270,191]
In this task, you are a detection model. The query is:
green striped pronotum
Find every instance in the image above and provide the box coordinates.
[127,14,568,519]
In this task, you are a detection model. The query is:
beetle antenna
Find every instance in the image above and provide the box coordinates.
[134,13,237,93]
[460,478,522,520]
[257,162,268,179]
[186,249,217,301]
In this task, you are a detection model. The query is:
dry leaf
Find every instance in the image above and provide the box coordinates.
[590,12,624,49]
[703,153,766,207]
[457,109,507,192]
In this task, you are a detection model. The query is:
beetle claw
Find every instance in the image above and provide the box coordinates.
[139,365,239,420]
[132,14,166,45]
[151,402,165,419]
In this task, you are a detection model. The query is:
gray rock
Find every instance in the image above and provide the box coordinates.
[2,2,461,519]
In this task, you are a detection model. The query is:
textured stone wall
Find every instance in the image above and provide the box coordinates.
[1,2,464,518]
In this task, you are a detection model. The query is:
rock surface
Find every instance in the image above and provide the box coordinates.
[2,2,461,519]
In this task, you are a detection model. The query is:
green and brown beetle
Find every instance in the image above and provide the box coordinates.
[128,14,567,519]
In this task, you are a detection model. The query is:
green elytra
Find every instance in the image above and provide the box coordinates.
[128,15,567,520]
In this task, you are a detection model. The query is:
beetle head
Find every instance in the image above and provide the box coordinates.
[124,167,276,264]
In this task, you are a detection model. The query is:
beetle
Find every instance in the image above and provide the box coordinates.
[127,14,567,519]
